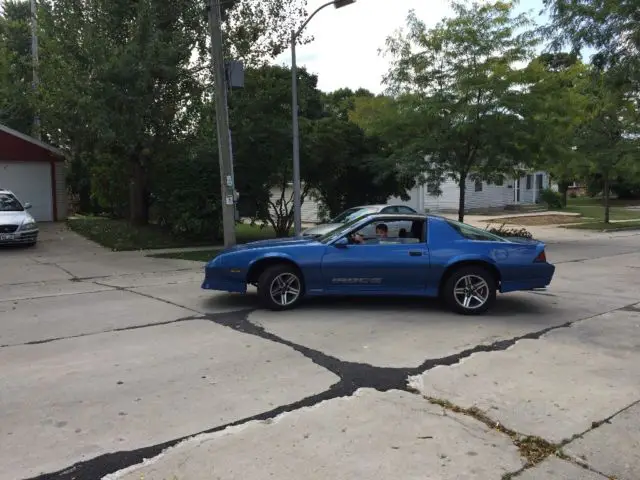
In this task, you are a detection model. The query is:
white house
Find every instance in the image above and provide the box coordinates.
[389,171,554,214]
[268,170,553,224]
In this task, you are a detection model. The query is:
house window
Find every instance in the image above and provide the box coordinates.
[474,179,483,192]
[526,175,533,190]
[536,173,544,190]
[495,177,504,186]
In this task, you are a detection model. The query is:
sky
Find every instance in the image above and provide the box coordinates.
[273,0,550,94]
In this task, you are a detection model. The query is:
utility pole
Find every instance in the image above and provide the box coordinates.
[208,0,236,246]
[29,0,41,140]
[290,30,302,236]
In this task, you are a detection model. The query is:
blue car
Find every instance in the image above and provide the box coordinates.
[202,213,555,315]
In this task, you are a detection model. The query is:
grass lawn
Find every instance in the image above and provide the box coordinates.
[67,216,281,251]
[147,249,223,262]
[565,219,640,231]
[564,197,640,222]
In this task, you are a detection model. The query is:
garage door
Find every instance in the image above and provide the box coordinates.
[0,162,53,221]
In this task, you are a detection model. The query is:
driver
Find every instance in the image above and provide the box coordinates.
[352,223,388,244]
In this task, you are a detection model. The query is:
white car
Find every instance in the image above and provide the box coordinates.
[0,189,39,246]
[302,204,417,238]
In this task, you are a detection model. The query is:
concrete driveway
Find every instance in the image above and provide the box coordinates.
[1,224,639,480]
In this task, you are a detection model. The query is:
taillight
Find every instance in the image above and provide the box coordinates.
[534,250,546,263]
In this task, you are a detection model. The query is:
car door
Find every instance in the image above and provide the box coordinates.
[321,218,430,294]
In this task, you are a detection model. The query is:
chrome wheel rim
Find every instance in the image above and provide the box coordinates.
[269,273,301,306]
[453,275,490,310]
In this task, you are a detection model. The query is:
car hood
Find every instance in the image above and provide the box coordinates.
[0,211,31,225]
[301,223,342,237]
[220,236,319,254]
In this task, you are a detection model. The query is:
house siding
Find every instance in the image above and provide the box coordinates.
[267,170,553,223]
[268,185,321,224]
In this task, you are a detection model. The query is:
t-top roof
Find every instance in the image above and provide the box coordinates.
[0,123,64,157]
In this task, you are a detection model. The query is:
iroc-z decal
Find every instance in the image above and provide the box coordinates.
[331,277,383,285]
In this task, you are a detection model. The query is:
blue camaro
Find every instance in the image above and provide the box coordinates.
[202,213,555,315]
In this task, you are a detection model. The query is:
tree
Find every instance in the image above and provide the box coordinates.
[378,1,540,221]
[573,71,640,223]
[521,53,591,206]
[34,0,312,230]
[228,64,323,236]
[0,0,35,134]
[304,115,409,219]
[542,0,639,82]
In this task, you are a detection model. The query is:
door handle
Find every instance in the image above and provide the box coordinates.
[409,251,422,256]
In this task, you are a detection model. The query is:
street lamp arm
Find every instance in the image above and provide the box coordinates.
[294,0,336,39]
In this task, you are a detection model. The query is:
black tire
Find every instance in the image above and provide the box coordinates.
[257,264,305,311]
[442,265,497,315]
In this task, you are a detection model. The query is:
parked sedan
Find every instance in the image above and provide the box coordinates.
[0,189,39,246]
[202,213,555,315]
[301,204,417,238]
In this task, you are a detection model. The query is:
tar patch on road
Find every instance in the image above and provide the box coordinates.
[25,304,631,480]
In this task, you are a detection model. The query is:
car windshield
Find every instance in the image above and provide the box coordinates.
[0,193,23,212]
[445,219,507,242]
[330,206,378,223]
[318,216,367,244]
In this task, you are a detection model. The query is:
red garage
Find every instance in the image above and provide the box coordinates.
[0,123,67,222]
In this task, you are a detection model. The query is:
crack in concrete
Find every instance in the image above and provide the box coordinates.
[92,281,204,315]
[27,300,636,480]
[0,314,206,349]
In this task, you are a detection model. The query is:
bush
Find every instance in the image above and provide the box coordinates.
[151,155,222,238]
[488,224,534,239]
[540,188,563,209]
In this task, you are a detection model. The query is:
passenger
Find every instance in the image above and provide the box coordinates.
[375,223,388,238]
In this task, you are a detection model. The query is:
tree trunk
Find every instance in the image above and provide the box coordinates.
[559,180,570,208]
[603,170,610,224]
[129,156,149,226]
[458,175,467,222]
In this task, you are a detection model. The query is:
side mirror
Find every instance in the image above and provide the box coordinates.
[23,202,32,210]
[334,237,349,248]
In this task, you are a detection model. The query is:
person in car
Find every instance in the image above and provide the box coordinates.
[352,223,388,244]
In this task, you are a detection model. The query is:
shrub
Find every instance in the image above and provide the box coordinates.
[540,188,563,209]
[488,224,534,239]
[152,155,222,238]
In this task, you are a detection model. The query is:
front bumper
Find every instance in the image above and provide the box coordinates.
[0,229,38,245]
[201,265,247,294]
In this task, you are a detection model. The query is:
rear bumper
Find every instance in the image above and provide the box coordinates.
[201,266,246,294]
[0,230,38,245]
[500,263,555,293]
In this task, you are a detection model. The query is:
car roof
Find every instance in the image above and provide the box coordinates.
[353,204,416,210]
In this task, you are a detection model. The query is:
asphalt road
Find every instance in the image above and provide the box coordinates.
[1,224,639,480]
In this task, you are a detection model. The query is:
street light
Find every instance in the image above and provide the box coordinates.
[291,0,356,236]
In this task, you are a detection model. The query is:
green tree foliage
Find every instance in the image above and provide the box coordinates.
[573,71,640,222]
[228,64,323,236]
[542,0,639,83]
[0,0,35,134]
[375,1,539,221]
[521,53,591,205]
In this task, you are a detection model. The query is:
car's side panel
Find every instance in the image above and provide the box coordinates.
[320,243,431,294]
[426,216,555,293]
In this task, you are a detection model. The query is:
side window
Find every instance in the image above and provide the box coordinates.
[381,206,398,214]
[397,206,416,214]
[350,219,425,244]
[445,219,506,242]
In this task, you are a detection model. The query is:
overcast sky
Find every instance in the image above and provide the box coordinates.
[273,0,550,93]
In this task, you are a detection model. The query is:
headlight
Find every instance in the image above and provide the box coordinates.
[20,222,37,231]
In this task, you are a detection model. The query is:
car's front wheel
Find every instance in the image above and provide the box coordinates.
[442,265,496,315]
[257,264,304,311]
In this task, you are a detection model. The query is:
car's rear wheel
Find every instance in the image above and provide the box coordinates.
[257,264,304,311]
[442,265,496,315]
